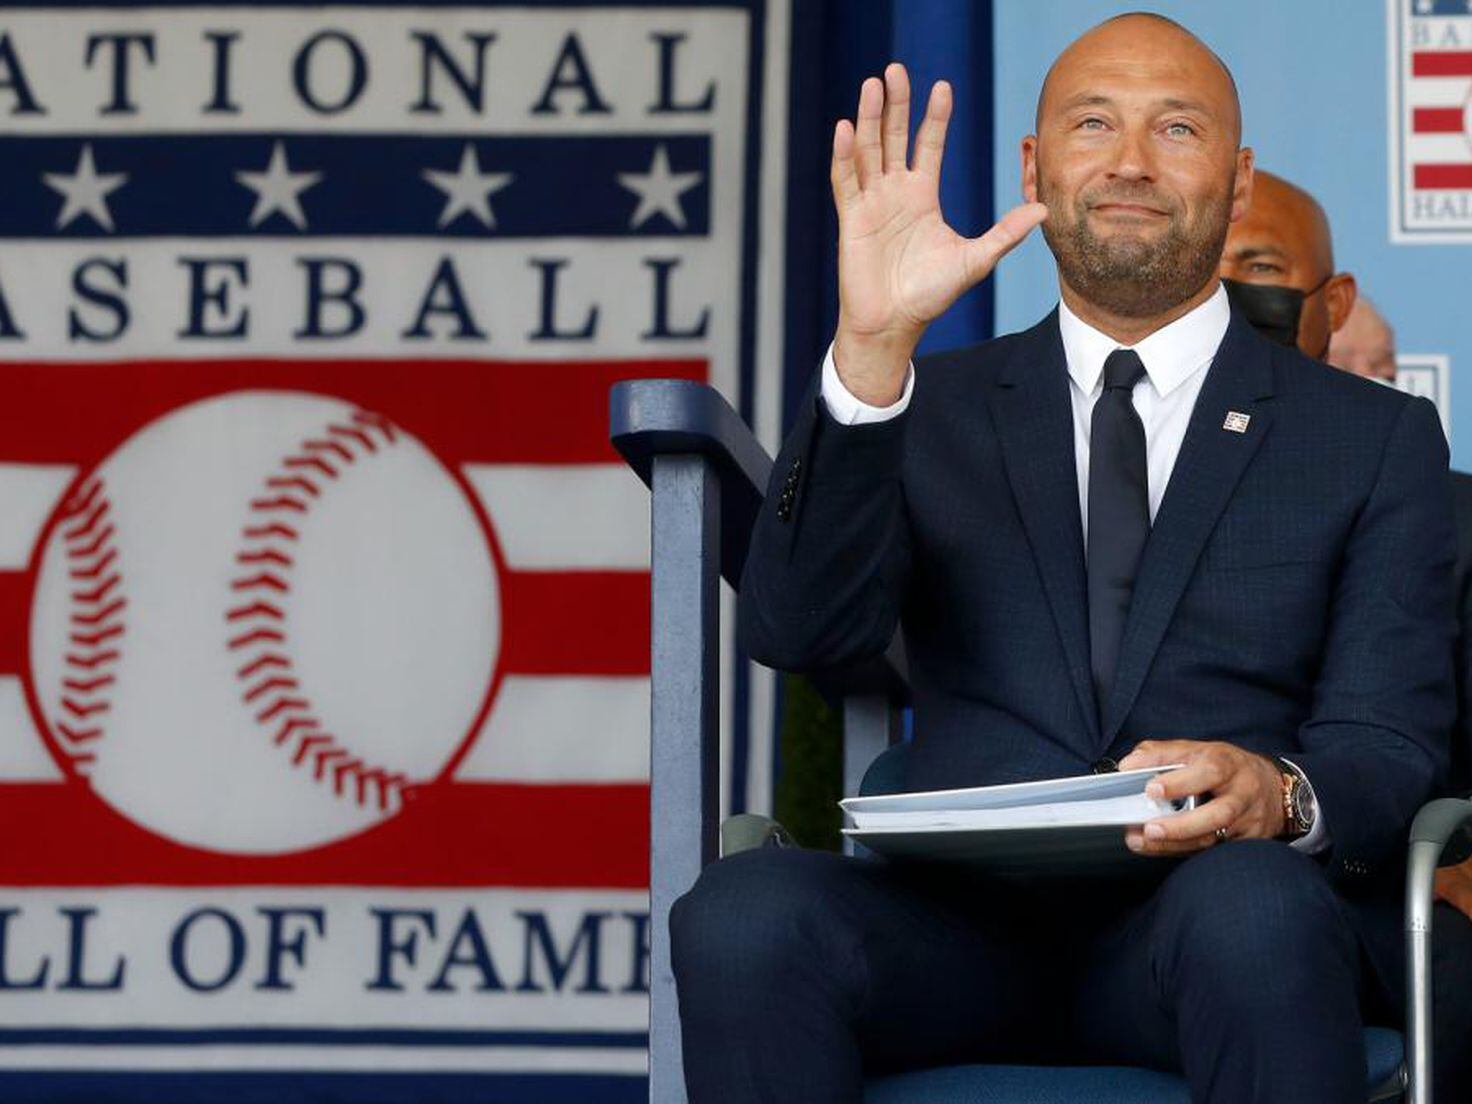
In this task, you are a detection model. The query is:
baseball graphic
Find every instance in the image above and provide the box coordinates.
[25,391,500,855]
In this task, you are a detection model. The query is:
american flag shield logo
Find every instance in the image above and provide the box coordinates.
[0,2,784,1097]
[1390,0,1472,241]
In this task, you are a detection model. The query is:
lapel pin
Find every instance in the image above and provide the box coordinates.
[1222,411,1251,434]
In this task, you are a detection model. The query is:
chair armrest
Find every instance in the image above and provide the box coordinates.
[1409,797,1472,862]
[611,378,771,588]
[1405,797,1472,1104]
[612,378,910,707]
[721,813,794,856]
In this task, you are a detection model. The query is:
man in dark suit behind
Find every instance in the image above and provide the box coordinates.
[671,14,1456,1104]
[1329,296,1472,793]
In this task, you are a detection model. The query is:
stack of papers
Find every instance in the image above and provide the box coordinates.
[841,765,1195,875]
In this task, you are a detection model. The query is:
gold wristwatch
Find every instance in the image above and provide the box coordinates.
[1271,756,1316,839]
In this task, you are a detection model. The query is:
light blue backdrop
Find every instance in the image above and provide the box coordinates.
[991,0,1472,466]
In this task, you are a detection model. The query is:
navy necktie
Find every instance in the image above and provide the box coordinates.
[1087,348,1150,710]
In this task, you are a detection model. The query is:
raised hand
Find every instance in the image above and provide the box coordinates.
[831,63,1048,406]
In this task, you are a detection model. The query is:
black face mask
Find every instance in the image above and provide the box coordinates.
[1221,276,1330,355]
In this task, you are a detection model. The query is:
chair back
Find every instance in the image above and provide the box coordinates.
[611,378,907,1102]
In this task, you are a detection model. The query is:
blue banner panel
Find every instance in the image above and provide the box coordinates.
[0,136,712,238]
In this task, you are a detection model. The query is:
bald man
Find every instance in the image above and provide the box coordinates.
[1219,170,1356,359]
[673,15,1454,1103]
[1220,170,1472,1102]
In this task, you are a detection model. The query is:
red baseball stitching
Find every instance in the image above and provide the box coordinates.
[226,410,409,813]
[58,477,126,776]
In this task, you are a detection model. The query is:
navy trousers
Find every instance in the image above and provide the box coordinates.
[1429,904,1472,1101]
[671,841,1366,1104]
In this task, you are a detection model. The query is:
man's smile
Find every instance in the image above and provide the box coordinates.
[1089,202,1170,220]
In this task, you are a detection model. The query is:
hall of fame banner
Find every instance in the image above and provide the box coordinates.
[0,3,788,1100]
[1389,0,1472,242]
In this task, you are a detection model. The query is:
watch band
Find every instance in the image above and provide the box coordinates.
[1271,756,1313,839]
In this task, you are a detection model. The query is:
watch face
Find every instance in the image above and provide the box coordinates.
[1292,783,1316,830]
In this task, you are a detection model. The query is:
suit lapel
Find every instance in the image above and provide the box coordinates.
[986,313,1100,747]
[1101,315,1278,740]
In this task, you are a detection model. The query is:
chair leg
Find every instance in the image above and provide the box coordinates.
[648,455,722,1103]
[841,695,899,856]
[1406,838,1439,1104]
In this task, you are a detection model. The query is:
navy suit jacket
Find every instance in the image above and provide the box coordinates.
[740,308,1457,888]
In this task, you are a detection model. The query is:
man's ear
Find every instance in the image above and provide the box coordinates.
[1021,136,1039,203]
[1326,272,1358,333]
[1229,147,1255,223]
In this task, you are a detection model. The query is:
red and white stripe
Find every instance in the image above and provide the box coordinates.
[1409,51,1472,189]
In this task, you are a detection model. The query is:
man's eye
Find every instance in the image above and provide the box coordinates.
[1165,122,1197,137]
[1079,117,1107,131]
[1249,262,1283,275]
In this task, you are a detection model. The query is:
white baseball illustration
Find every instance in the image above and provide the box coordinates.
[26,391,500,855]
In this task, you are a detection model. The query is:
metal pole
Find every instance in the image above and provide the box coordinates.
[1405,837,1440,1104]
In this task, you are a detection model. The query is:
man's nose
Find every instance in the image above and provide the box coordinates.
[1107,125,1157,182]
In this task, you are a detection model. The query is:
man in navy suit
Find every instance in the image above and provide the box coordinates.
[671,13,1455,1103]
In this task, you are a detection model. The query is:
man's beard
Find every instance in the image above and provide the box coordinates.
[1038,178,1231,318]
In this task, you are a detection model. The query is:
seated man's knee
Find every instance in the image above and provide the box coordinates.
[670,848,846,993]
[1154,841,1354,997]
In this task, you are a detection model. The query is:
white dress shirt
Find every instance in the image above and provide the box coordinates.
[819,282,1328,853]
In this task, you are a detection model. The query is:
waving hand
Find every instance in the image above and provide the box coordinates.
[832,64,1048,405]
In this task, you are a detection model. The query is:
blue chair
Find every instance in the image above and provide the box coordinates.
[611,377,1472,1104]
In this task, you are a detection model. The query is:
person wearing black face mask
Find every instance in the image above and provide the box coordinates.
[1218,170,1357,360]
[1222,167,1472,1102]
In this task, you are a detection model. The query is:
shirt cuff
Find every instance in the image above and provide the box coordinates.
[1280,756,1330,855]
[819,341,915,425]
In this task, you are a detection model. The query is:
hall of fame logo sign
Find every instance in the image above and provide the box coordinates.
[0,3,786,1097]
[29,393,498,854]
[1389,0,1472,241]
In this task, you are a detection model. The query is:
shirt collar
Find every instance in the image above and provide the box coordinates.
[1057,282,1230,399]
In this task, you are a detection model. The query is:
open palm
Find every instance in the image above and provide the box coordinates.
[831,65,1047,400]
